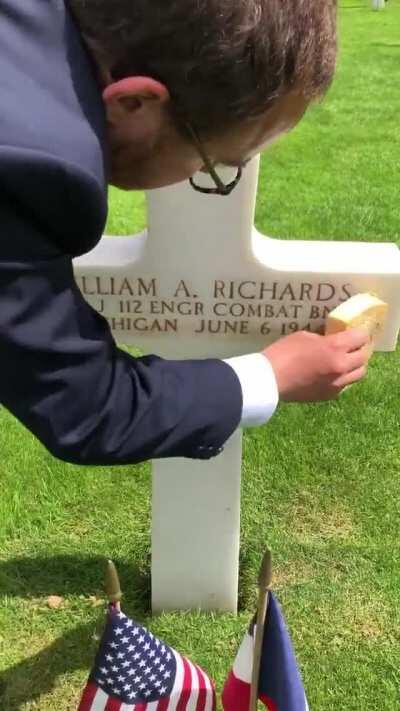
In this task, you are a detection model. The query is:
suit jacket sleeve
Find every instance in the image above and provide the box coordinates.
[0,198,242,466]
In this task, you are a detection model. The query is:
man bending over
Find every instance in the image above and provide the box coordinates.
[0,0,368,464]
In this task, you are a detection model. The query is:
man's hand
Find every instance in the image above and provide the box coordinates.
[263,329,370,402]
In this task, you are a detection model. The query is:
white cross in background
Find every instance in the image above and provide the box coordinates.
[74,158,400,613]
[372,0,385,9]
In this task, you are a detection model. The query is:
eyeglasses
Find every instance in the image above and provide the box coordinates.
[185,122,243,196]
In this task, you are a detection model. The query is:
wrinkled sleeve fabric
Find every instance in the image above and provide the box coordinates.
[0,199,243,465]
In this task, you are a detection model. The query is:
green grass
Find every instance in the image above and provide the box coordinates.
[1,1,400,709]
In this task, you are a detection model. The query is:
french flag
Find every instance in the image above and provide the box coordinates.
[222,593,308,711]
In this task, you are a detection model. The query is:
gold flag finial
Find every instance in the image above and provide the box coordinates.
[258,548,272,591]
[105,560,122,605]
[250,549,273,711]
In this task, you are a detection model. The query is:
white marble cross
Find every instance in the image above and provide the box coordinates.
[74,158,400,613]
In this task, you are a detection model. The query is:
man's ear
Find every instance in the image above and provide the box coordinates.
[103,76,170,121]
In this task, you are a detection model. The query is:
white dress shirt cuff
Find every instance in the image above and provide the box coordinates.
[224,353,279,428]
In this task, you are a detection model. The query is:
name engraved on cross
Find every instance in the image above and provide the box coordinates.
[77,273,354,340]
[74,158,400,613]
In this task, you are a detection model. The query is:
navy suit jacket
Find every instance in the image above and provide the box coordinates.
[0,0,242,464]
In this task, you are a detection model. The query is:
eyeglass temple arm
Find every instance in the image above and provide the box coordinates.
[184,122,228,192]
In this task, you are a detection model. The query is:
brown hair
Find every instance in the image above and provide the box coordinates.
[69,0,337,136]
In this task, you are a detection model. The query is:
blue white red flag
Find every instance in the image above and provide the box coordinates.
[78,604,216,711]
[222,593,308,711]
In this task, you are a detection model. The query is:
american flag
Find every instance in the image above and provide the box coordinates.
[78,604,216,711]
[222,593,308,711]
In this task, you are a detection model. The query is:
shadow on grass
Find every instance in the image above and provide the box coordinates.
[0,619,97,710]
[0,554,151,608]
[0,552,264,708]
[0,554,150,710]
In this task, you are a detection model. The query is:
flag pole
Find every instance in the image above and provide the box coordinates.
[105,560,122,611]
[249,549,272,711]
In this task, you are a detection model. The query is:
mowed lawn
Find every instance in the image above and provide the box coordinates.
[1,2,400,709]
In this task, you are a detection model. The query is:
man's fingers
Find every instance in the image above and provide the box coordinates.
[333,365,367,389]
[344,347,370,372]
[330,327,371,351]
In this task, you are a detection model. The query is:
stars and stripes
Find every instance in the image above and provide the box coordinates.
[222,593,308,711]
[78,605,216,711]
